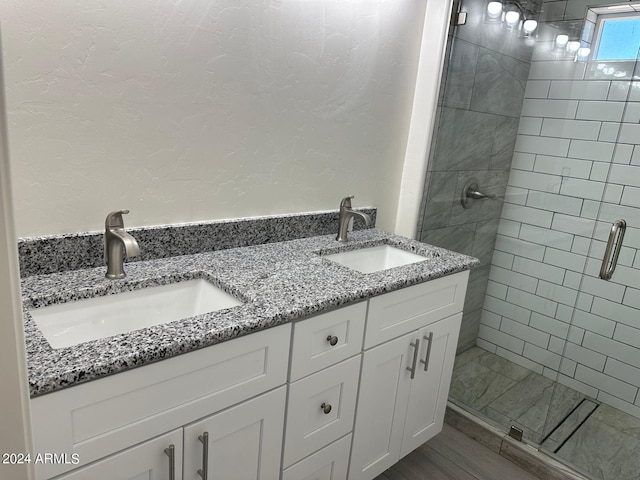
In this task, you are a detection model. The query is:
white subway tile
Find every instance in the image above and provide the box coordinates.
[597,392,640,419]
[575,292,594,312]
[529,61,586,81]
[598,203,640,232]
[621,186,640,207]
[632,146,640,166]
[580,200,601,219]
[552,213,596,237]
[560,177,606,201]
[608,82,631,101]
[527,191,583,216]
[518,118,543,136]
[605,358,640,388]
[623,286,640,310]
[525,80,551,99]
[618,124,640,145]
[484,295,532,324]
[576,101,625,122]
[536,280,578,306]
[515,135,570,159]
[603,184,623,204]
[613,144,634,164]
[623,103,640,123]
[501,318,550,348]
[513,256,566,285]
[530,312,569,338]
[568,140,615,162]
[495,235,546,261]
[505,186,529,205]
[475,337,498,353]
[613,324,640,349]
[497,220,521,238]
[507,286,558,317]
[486,280,508,301]
[564,342,606,371]
[534,155,592,179]
[524,343,562,370]
[480,309,502,329]
[522,99,579,118]
[501,203,553,228]
[579,275,625,303]
[478,324,525,354]
[520,223,573,250]
[598,123,619,142]
[583,331,640,365]
[575,365,637,403]
[489,266,538,293]
[495,347,544,374]
[548,336,566,355]
[548,80,610,100]
[608,164,640,187]
[541,118,601,140]
[572,235,591,255]
[571,309,616,337]
[544,247,586,272]
[491,250,514,269]
[564,271,583,290]
[557,374,599,399]
[590,162,610,181]
[559,358,578,377]
[509,168,562,193]
[568,326,586,345]
[511,152,536,171]
[555,304,575,323]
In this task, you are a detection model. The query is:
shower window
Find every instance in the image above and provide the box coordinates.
[594,14,640,61]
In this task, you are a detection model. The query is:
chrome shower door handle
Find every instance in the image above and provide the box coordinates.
[599,219,626,281]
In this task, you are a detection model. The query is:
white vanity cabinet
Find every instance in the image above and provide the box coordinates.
[349,271,468,480]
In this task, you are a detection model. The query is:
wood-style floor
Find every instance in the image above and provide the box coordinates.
[374,424,540,480]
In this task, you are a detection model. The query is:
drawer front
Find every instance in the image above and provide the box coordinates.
[31,324,291,480]
[282,434,351,480]
[283,355,361,467]
[290,302,366,381]
[364,271,468,349]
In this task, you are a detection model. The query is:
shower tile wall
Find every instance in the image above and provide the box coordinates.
[418,0,540,352]
[478,0,640,419]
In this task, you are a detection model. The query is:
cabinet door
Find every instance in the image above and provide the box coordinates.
[282,434,351,480]
[400,313,461,458]
[183,386,286,480]
[55,429,183,480]
[348,332,414,480]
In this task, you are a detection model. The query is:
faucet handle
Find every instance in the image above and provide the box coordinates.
[105,210,130,229]
[340,196,355,208]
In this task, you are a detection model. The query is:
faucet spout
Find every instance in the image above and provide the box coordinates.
[104,210,140,279]
[336,196,372,243]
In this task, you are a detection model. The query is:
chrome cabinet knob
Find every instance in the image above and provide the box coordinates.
[321,402,332,414]
[327,335,338,346]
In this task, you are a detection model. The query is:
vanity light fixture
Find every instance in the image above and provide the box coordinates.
[484,0,538,35]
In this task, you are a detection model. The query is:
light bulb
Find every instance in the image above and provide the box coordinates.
[523,19,538,33]
[487,1,503,19]
[555,34,569,47]
[505,10,520,26]
[568,41,580,53]
[577,47,591,58]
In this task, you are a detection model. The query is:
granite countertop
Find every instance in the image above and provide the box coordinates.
[21,229,479,398]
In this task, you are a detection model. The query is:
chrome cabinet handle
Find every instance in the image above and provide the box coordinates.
[321,402,332,414]
[600,219,626,281]
[406,338,420,380]
[197,432,209,480]
[164,444,176,480]
[420,332,434,372]
[326,335,338,346]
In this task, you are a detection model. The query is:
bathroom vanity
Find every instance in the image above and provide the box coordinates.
[21,228,476,480]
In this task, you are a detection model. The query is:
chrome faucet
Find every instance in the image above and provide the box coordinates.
[336,196,372,243]
[104,210,140,279]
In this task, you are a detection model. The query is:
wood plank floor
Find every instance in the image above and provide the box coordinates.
[375,424,540,480]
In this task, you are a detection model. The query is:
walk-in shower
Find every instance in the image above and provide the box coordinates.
[418,1,640,478]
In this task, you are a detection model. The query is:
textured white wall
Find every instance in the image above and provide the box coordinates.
[2,0,426,237]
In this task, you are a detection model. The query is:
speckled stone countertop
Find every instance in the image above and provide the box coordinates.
[22,229,479,398]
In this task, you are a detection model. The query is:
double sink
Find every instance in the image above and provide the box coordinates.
[29,244,428,349]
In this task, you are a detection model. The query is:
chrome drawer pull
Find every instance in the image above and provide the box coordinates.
[420,332,434,372]
[197,432,209,480]
[599,219,626,281]
[327,335,339,346]
[164,444,176,480]
[406,338,420,380]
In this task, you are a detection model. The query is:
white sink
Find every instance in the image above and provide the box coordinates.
[29,279,243,349]
[324,245,427,274]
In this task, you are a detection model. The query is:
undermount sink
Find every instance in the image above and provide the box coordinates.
[29,279,243,349]
[324,245,427,274]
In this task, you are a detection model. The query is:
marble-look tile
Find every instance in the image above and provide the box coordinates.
[472,219,501,266]
[541,399,598,453]
[471,49,530,118]
[458,309,482,353]
[449,360,519,411]
[590,403,640,442]
[423,172,458,229]
[476,349,532,382]
[490,116,520,170]
[448,170,509,226]
[443,39,479,110]
[463,265,490,313]
[431,108,496,172]
[556,416,640,480]
[454,346,486,369]
[420,224,476,257]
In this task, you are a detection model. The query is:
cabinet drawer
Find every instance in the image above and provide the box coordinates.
[290,302,366,381]
[282,434,351,480]
[283,355,361,467]
[31,324,291,480]
[364,271,468,348]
